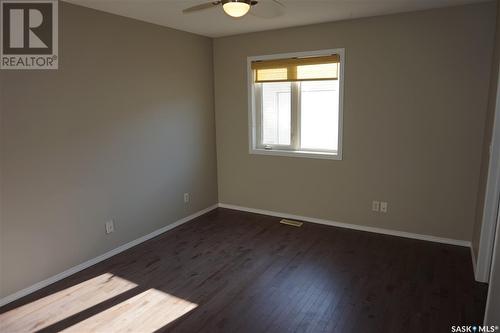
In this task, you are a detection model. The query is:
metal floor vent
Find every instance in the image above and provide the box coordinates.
[280,219,303,227]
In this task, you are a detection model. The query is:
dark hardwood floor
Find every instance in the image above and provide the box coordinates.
[0,208,487,333]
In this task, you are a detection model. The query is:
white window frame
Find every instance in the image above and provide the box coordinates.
[247,48,345,160]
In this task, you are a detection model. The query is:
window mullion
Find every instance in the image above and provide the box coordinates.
[291,81,301,150]
[255,83,263,148]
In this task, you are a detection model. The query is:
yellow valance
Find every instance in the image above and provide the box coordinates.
[251,55,340,83]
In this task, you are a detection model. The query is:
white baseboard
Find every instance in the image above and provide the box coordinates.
[0,204,218,308]
[218,203,472,248]
[471,246,479,281]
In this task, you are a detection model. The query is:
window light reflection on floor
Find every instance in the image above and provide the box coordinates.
[62,288,198,332]
[0,273,198,333]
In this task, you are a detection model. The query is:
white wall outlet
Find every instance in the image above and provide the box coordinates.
[380,201,388,213]
[105,220,114,234]
[184,193,190,203]
[372,200,380,212]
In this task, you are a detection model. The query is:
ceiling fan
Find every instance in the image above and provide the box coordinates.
[183,0,285,18]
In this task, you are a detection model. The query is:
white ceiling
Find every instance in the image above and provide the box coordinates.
[64,0,488,38]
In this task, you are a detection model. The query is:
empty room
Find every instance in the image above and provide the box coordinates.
[1,0,500,332]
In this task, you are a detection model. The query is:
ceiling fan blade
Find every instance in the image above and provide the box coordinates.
[250,0,285,18]
[183,1,221,13]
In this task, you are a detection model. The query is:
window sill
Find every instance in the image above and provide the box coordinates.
[249,148,342,160]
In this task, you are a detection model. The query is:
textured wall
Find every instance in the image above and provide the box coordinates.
[472,0,500,260]
[214,3,495,241]
[0,2,218,297]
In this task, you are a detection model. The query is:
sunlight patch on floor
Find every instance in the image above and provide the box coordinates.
[61,288,198,332]
[0,273,137,332]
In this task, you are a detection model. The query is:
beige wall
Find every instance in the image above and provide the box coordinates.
[472,0,500,258]
[0,2,218,298]
[214,3,496,241]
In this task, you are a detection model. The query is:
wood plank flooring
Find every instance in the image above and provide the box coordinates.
[0,208,488,333]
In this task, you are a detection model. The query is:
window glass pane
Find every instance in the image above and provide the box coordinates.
[300,80,339,151]
[262,82,291,145]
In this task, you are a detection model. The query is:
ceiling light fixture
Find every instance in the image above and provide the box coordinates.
[222,0,251,18]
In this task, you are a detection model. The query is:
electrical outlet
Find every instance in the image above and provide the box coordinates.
[380,202,388,213]
[372,201,380,212]
[184,193,190,203]
[105,220,114,234]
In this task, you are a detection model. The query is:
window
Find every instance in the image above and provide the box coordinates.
[248,49,344,160]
